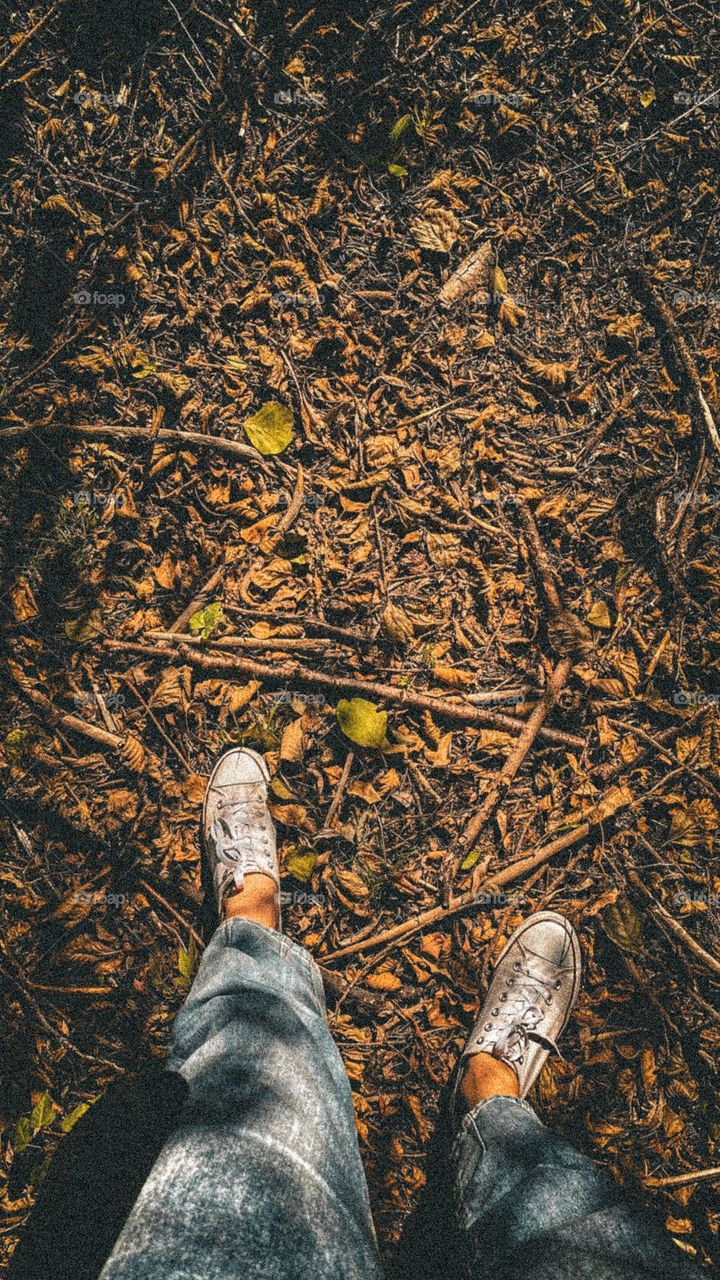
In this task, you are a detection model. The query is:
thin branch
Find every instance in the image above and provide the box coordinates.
[102,638,586,749]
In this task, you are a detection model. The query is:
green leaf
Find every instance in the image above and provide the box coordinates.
[336,697,387,748]
[12,1115,32,1154]
[461,846,482,871]
[602,897,644,954]
[60,1101,91,1133]
[285,849,317,883]
[387,162,408,177]
[177,935,199,982]
[4,728,32,762]
[242,402,294,455]
[29,1154,53,1189]
[30,1091,56,1132]
[189,601,224,640]
[389,114,412,146]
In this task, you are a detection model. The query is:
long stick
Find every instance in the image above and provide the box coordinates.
[0,421,275,468]
[627,267,720,456]
[102,638,585,748]
[320,809,618,963]
[463,658,572,853]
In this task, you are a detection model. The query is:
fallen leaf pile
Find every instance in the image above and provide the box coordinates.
[0,0,719,1271]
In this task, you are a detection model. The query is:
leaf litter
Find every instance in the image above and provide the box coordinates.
[0,0,719,1268]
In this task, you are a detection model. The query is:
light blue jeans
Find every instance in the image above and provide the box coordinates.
[100,920,700,1280]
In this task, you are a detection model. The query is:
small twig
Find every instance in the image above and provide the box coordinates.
[19,684,124,751]
[224,605,372,646]
[150,631,337,654]
[442,498,577,896]
[320,788,635,963]
[643,1167,720,1190]
[121,676,192,772]
[322,751,354,833]
[171,561,228,635]
[0,0,67,73]
[607,717,720,802]
[628,863,720,978]
[627,267,720,456]
[138,879,203,950]
[463,659,571,854]
[516,499,563,614]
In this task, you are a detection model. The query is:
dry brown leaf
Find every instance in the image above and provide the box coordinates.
[438,241,493,308]
[382,601,415,643]
[410,206,461,253]
[280,717,306,762]
[366,971,402,992]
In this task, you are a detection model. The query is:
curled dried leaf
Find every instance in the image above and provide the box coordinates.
[438,241,493,308]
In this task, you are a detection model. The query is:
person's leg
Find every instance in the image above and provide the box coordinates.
[101,748,382,1280]
[451,913,700,1280]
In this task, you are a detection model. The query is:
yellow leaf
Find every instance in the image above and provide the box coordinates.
[284,849,317,882]
[242,402,294,455]
[587,600,612,628]
[489,264,508,296]
[461,846,482,870]
[336,698,387,748]
[64,609,104,644]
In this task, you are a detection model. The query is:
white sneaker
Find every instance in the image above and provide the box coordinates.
[202,748,279,919]
[461,911,582,1098]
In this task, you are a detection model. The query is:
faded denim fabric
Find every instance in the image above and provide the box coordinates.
[100,924,701,1280]
[452,1095,700,1280]
[100,919,383,1280]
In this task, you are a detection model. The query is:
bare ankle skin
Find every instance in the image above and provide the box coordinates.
[460,1052,520,1111]
[222,873,280,930]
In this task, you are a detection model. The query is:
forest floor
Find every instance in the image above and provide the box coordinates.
[1,0,719,1271]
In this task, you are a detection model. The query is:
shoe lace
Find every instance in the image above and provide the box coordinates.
[210,794,267,888]
[489,958,564,1064]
